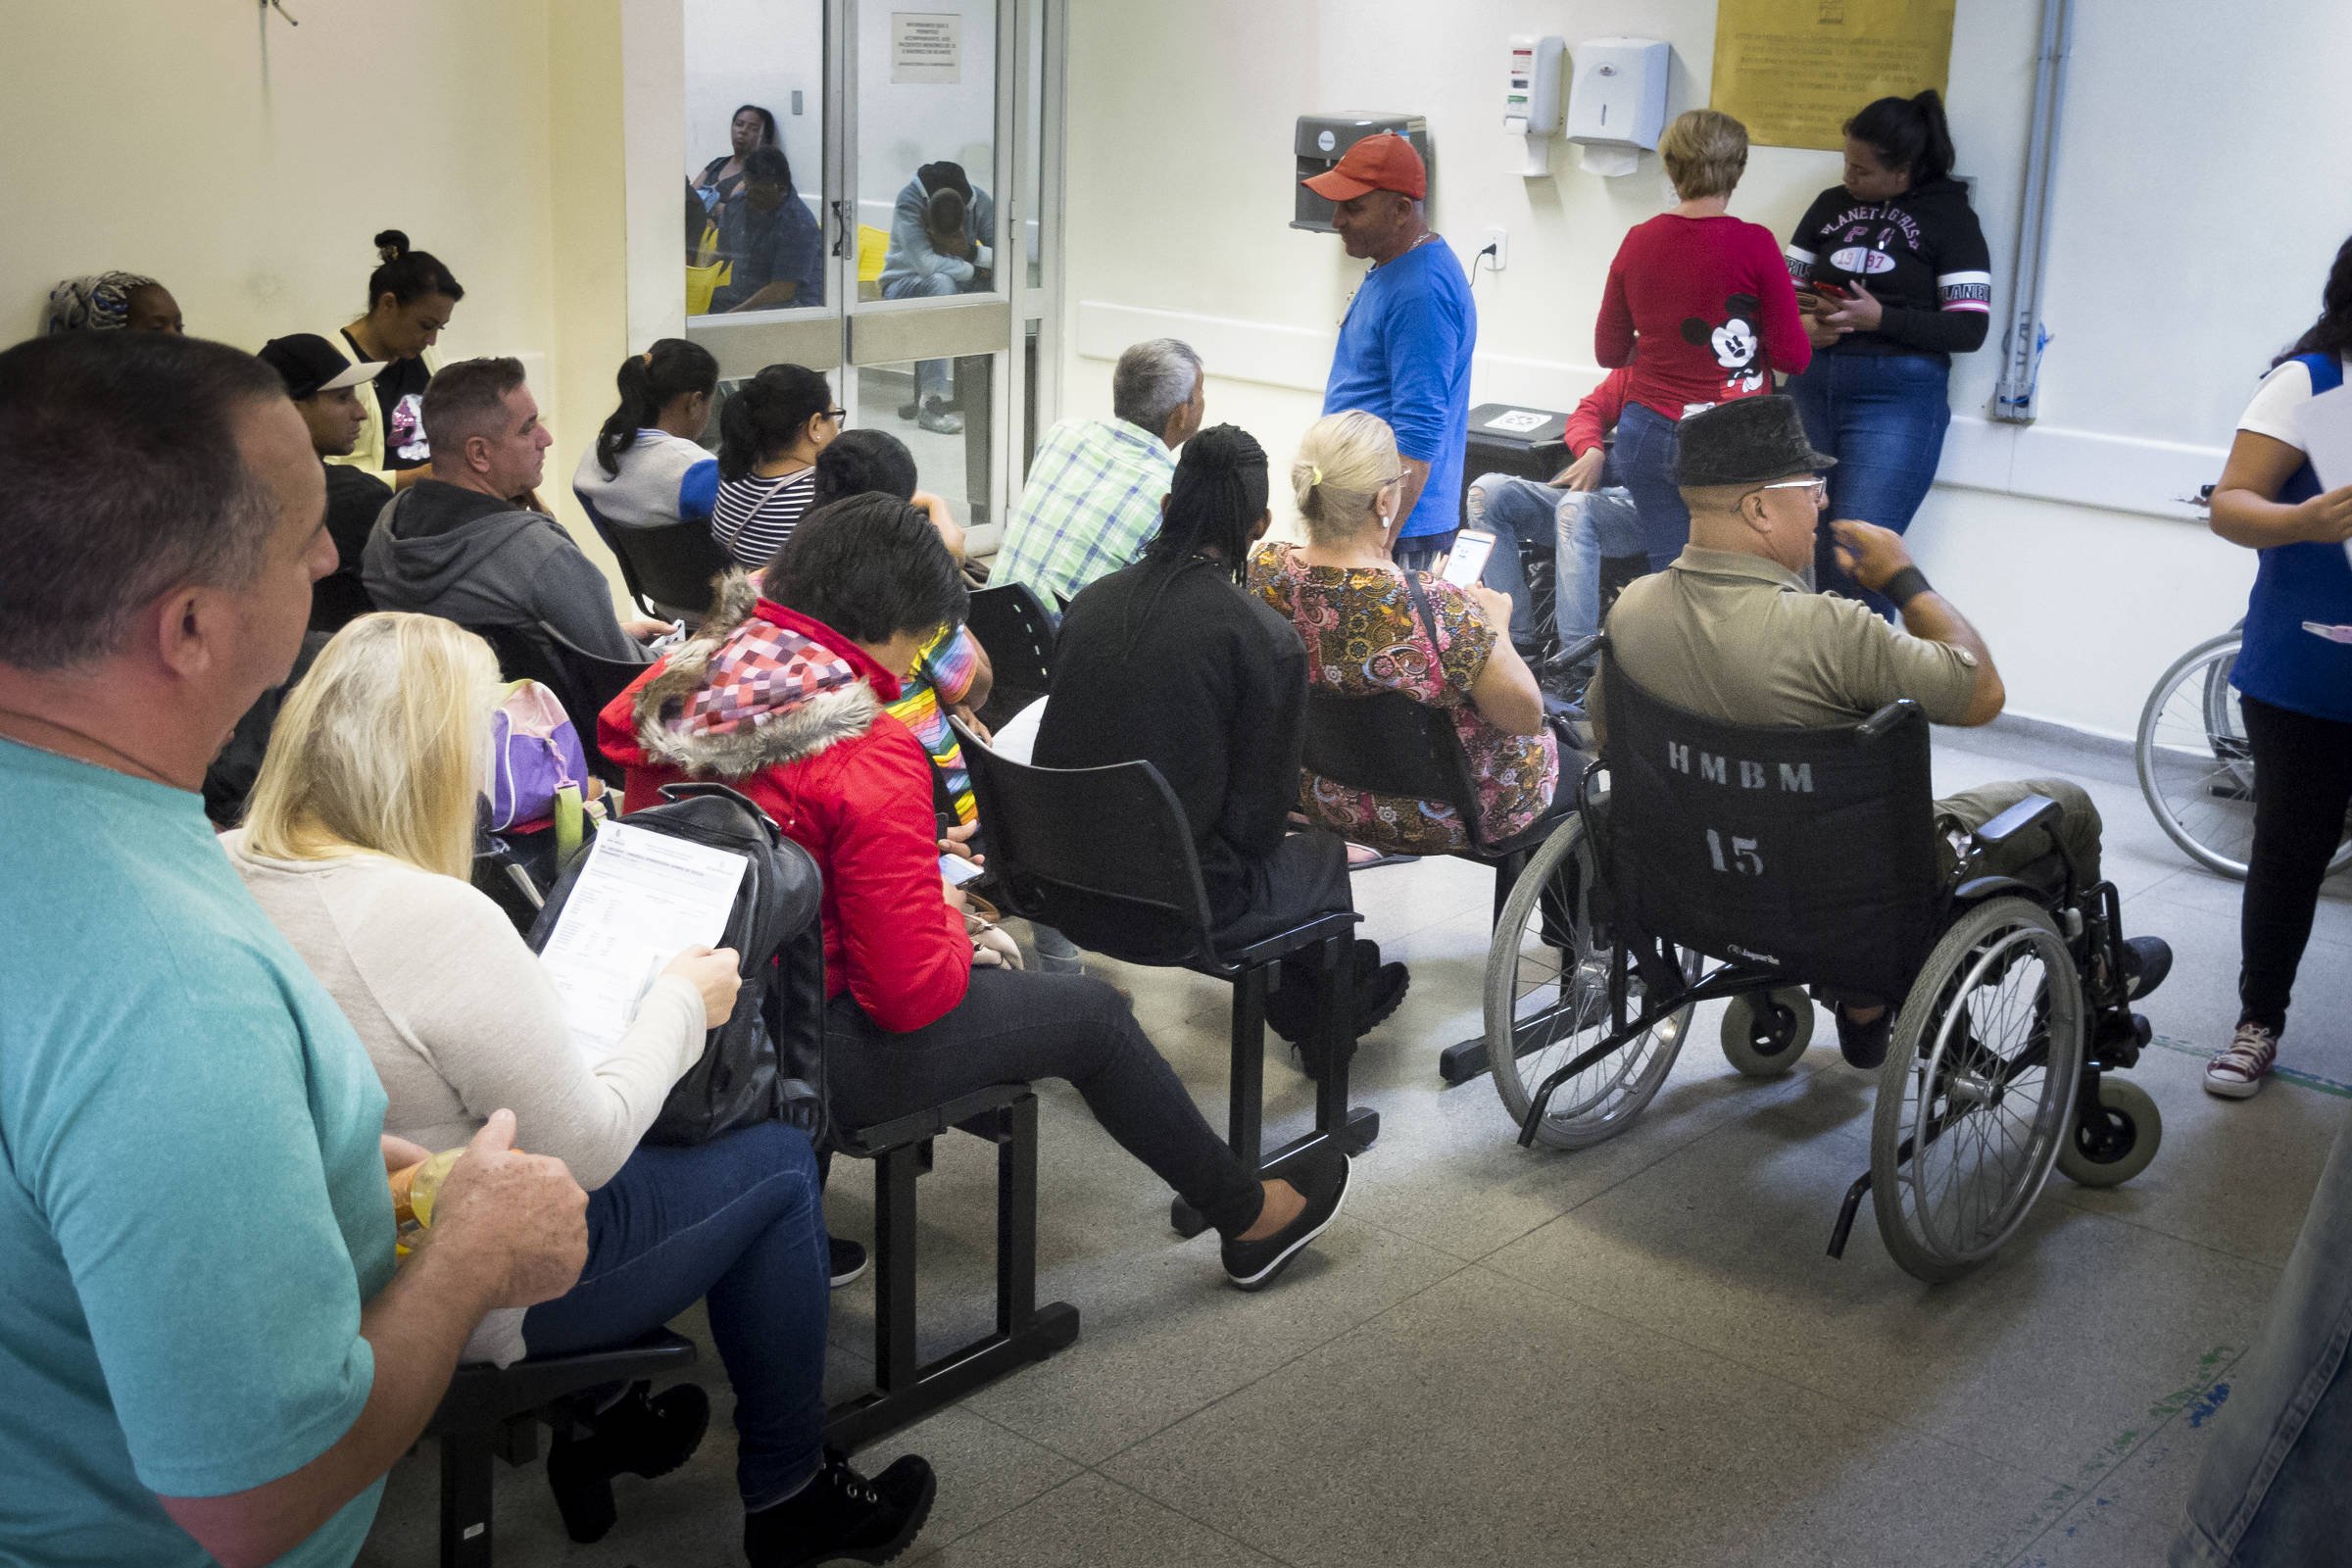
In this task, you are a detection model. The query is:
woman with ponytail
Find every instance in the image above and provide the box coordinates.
[1784,90,1991,614]
[571,339,721,546]
[1250,411,1554,860]
[1036,424,1410,1046]
[325,229,466,487]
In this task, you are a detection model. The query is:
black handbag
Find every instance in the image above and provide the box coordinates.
[528,782,829,1147]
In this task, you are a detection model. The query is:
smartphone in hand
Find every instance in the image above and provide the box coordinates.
[1441,529,1497,588]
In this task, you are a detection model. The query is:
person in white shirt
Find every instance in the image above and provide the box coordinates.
[227,612,938,1567]
[573,339,721,538]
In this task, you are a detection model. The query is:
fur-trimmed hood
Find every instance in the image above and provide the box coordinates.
[623,572,898,781]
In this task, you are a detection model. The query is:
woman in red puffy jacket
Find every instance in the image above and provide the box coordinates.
[599,494,1347,1291]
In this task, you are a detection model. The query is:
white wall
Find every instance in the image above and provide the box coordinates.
[1059,0,2352,737]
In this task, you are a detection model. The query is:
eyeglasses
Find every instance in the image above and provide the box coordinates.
[1753,476,1828,503]
[821,408,848,423]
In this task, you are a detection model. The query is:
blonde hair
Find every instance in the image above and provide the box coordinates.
[1658,109,1749,200]
[242,612,504,883]
[1291,410,1400,546]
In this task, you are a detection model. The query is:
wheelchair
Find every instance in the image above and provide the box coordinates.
[1484,645,2164,1283]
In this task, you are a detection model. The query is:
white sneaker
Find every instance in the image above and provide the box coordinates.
[2204,1022,2278,1100]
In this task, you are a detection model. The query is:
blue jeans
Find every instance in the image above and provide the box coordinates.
[1610,400,1691,572]
[1467,472,1644,656]
[2171,1114,2352,1565]
[521,1122,828,1509]
[883,272,962,403]
[1786,351,1953,618]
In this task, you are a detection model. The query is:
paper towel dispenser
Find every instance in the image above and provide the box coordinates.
[1564,38,1669,176]
[1294,112,1431,232]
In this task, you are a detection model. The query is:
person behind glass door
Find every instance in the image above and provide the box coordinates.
[878,160,996,435]
[711,363,842,568]
[1594,110,1810,573]
[694,102,780,224]
[326,230,464,489]
[710,147,827,315]
[2191,233,2352,1102]
[1784,91,1991,618]
[1303,133,1476,576]
[43,270,183,334]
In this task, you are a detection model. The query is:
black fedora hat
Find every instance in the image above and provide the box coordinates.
[1670,395,1837,488]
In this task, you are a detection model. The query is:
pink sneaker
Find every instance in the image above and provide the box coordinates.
[2205,1022,2278,1100]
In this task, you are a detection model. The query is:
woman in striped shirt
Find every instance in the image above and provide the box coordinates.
[711,363,841,568]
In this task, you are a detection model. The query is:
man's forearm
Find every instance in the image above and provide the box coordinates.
[1387,458,1432,552]
[158,1242,497,1568]
[1900,589,2005,720]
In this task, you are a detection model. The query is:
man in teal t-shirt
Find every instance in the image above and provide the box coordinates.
[0,333,587,1568]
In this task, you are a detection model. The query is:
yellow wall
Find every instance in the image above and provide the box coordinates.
[1,0,634,610]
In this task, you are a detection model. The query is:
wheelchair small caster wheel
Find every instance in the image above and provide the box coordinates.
[1720,988,1814,1078]
[2057,1077,2162,1188]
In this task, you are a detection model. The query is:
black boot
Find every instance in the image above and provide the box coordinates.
[744,1450,937,1567]
[546,1380,711,1544]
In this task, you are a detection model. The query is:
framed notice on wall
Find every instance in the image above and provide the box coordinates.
[1709,0,1956,151]
[891,13,962,84]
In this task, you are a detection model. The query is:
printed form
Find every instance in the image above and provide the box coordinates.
[539,820,746,1056]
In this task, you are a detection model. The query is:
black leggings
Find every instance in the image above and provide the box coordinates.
[826,968,1265,1237]
[2240,694,2352,1033]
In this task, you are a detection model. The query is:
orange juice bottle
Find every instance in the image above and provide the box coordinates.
[388,1148,465,1256]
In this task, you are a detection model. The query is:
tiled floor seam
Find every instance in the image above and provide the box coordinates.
[2037,1190,2296,1273]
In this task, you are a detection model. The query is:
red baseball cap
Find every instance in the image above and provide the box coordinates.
[1302,133,1426,202]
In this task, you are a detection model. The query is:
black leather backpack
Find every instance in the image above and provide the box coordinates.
[529,782,828,1147]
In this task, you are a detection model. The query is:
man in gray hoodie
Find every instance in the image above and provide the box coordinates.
[362,357,663,662]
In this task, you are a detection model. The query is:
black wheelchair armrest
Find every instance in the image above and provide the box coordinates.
[1853,699,1921,744]
[1971,794,2062,849]
[1557,633,1605,670]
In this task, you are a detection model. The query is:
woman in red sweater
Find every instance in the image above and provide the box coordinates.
[599,494,1348,1292]
[1594,108,1809,571]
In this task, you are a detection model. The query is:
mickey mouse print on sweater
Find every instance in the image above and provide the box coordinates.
[1680,293,1766,411]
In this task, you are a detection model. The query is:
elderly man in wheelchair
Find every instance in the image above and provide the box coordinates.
[1481,397,2175,1282]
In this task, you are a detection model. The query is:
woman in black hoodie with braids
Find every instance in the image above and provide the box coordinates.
[1033,424,1409,1046]
[1783,91,1991,616]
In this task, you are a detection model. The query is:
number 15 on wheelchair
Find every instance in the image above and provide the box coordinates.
[1481,643,2164,1283]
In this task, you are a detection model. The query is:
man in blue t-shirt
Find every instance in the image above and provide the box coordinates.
[0,332,588,1568]
[1307,132,1476,573]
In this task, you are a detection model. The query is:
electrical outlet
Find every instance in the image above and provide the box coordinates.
[1481,226,1508,271]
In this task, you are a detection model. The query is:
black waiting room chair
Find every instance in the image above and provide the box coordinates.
[955,718,1379,1238]
[423,1331,700,1568]
[962,581,1055,733]
[597,514,730,623]
[1298,685,1575,1085]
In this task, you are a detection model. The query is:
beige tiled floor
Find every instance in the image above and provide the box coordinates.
[357,722,2351,1568]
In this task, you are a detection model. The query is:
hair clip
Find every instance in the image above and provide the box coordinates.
[1310,465,1324,485]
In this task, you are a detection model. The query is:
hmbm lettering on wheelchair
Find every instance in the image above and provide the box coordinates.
[1479,647,2164,1283]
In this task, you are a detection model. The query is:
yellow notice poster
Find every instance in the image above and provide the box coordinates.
[1710,0,1957,152]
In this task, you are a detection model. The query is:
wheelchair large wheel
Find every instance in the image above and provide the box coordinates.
[1485,814,1696,1150]
[1870,898,2085,1283]
[2135,632,2352,879]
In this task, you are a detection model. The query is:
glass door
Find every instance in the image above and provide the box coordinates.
[679,0,1050,543]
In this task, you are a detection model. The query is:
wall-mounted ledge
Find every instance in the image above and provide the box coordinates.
[1075,297,2226,525]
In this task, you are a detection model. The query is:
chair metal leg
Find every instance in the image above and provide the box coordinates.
[873,1143,920,1392]
[438,1422,495,1568]
[1229,962,1268,1174]
[996,1097,1037,1334]
[827,1095,1080,1453]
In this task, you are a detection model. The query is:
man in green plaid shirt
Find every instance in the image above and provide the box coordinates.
[992,338,1205,612]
